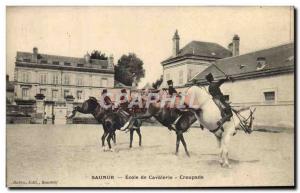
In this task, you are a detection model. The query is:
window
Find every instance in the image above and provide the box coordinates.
[52,74,59,85]
[188,69,193,80]
[101,78,108,87]
[224,95,230,102]
[40,89,46,95]
[64,90,70,98]
[77,63,84,67]
[179,70,183,84]
[64,62,71,66]
[22,88,29,98]
[21,72,30,83]
[41,60,48,64]
[40,74,47,84]
[52,90,58,100]
[23,58,31,62]
[166,73,170,81]
[76,76,84,86]
[264,91,275,102]
[52,61,60,65]
[77,90,82,100]
[64,75,70,85]
[102,64,108,69]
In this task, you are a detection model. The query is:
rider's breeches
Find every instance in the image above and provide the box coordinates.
[213,97,232,117]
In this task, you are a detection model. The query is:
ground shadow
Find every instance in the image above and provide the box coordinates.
[115,145,162,152]
[206,158,260,166]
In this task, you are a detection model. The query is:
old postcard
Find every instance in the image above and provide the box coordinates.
[6,6,295,187]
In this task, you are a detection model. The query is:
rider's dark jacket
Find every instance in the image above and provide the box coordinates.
[103,95,112,106]
[208,78,228,100]
[168,86,177,96]
[208,77,232,117]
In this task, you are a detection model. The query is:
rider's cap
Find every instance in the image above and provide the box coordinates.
[121,88,127,93]
[205,73,214,81]
[167,80,173,85]
[102,89,107,94]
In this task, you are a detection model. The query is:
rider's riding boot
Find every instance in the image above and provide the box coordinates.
[200,124,204,130]
[217,113,232,127]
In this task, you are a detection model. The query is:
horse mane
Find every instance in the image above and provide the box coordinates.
[89,96,98,103]
[232,106,250,113]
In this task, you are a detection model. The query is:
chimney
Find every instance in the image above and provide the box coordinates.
[172,30,180,57]
[227,42,233,55]
[232,34,240,56]
[33,47,38,55]
[108,54,114,66]
[84,52,90,63]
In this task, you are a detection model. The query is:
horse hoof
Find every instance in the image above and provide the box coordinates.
[175,152,178,156]
[102,146,107,151]
[186,153,190,157]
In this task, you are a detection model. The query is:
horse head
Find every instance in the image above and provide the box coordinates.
[234,107,256,134]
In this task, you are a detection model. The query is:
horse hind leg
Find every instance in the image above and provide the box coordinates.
[129,129,134,148]
[106,132,114,152]
[136,128,142,146]
[180,134,190,157]
[215,135,223,165]
[220,131,232,168]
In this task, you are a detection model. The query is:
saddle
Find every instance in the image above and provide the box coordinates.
[161,95,188,109]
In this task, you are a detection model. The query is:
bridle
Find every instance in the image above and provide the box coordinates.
[233,107,256,134]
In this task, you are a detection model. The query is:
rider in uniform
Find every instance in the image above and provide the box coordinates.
[205,73,234,126]
[101,89,113,110]
[167,80,177,96]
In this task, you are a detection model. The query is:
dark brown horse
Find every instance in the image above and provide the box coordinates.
[66,97,142,151]
[121,95,198,157]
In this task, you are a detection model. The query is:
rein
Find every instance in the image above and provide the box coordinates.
[232,108,255,133]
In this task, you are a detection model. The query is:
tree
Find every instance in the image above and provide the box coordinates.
[90,50,108,60]
[152,75,163,89]
[115,53,145,86]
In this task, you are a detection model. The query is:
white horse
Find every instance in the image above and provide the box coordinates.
[185,86,255,168]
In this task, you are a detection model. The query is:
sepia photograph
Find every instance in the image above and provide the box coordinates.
[6,6,295,187]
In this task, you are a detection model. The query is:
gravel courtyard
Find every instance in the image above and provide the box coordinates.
[6,124,294,187]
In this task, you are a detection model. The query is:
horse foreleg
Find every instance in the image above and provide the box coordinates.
[129,129,134,148]
[106,133,114,151]
[180,134,190,157]
[136,128,142,146]
[112,132,116,144]
[175,133,180,155]
[101,131,108,151]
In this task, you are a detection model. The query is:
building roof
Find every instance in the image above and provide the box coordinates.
[114,80,131,88]
[16,51,113,71]
[162,41,232,65]
[188,42,294,84]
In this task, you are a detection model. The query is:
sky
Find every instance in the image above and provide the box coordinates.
[6,6,294,87]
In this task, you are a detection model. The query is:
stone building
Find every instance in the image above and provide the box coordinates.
[187,42,294,129]
[161,30,235,87]
[14,47,114,102]
[13,47,115,122]
[6,75,15,104]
